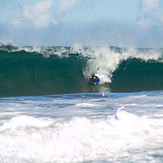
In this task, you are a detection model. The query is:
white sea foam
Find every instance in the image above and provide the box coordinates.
[0,108,162,162]
[0,91,162,162]
[80,45,162,83]
[75,103,97,107]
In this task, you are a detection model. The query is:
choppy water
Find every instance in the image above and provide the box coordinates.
[0,91,163,162]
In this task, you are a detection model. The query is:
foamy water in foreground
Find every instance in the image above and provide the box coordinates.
[0,91,163,162]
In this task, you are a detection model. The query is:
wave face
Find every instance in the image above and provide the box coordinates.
[110,58,163,92]
[0,44,163,96]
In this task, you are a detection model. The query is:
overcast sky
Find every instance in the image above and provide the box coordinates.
[0,0,163,47]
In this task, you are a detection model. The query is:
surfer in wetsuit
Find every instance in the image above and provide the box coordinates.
[89,74,100,85]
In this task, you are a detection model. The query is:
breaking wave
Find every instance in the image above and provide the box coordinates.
[0,43,163,96]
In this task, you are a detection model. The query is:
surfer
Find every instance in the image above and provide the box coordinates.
[89,74,100,85]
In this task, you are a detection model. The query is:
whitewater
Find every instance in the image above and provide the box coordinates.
[0,92,163,162]
[0,44,163,162]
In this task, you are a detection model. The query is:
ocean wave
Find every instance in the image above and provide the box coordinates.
[0,43,163,96]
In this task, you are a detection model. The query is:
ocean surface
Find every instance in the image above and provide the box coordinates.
[0,44,163,162]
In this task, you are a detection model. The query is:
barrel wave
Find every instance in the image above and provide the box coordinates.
[0,44,163,97]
